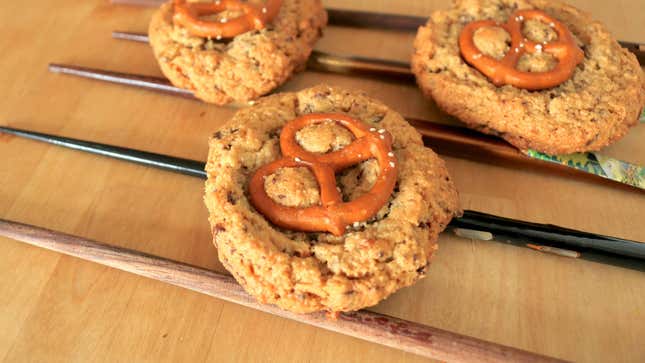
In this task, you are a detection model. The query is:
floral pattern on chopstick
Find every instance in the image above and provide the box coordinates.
[525,149,645,189]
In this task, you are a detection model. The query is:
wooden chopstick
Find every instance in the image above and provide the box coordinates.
[48,63,195,98]
[0,218,561,362]
[44,62,527,165]
[106,30,645,191]
[47,61,645,192]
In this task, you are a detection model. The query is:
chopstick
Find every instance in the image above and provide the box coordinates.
[109,1,645,61]
[3,125,644,270]
[47,61,645,191]
[111,31,644,83]
[45,62,510,157]
[0,219,561,362]
[90,30,645,190]
[48,63,195,99]
[110,0,426,31]
[112,31,414,82]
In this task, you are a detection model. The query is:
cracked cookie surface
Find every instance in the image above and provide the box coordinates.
[412,0,645,154]
[149,0,327,105]
[204,85,461,313]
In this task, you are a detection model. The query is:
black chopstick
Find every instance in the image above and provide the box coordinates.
[1,126,205,178]
[3,125,643,270]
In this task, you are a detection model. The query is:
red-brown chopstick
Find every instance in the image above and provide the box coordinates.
[43,62,519,162]
[49,62,644,191]
[104,30,645,190]
[0,219,561,362]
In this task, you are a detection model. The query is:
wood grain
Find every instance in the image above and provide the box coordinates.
[0,1,644,362]
[0,219,561,362]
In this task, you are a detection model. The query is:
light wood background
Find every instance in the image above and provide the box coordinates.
[1,1,643,362]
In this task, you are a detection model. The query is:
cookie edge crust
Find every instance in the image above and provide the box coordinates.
[149,0,328,105]
[204,85,461,313]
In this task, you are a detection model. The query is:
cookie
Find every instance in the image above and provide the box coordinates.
[411,0,645,155]
[149,0,327,105]
[204,85,461,313]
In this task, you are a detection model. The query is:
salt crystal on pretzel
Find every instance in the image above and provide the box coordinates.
[249,113,398,236]
[459,9,584,90]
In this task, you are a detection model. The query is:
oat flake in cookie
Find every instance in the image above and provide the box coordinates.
[412,0,645,155]
[149,0,327,105]
[204,85,461,313]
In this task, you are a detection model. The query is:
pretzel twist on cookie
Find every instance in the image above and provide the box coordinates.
[459,9,584,90]
[173,0,282,39]
[249,113,398,236]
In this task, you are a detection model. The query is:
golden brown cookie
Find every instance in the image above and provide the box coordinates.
[204,85,461,313]
[149,0,327,105]
[412,0,645,155]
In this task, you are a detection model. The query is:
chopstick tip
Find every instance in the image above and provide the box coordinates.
[526,244,581,258]
[48,63,64,73]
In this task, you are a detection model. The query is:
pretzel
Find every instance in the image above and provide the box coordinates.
[459,9,584,90]
[249,113,398,236]
[172,0,283,39]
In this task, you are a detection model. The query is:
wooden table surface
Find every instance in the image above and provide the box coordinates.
[1,1,644,362]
